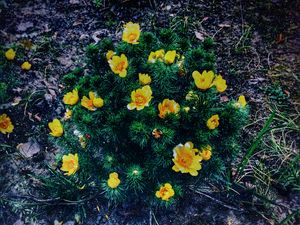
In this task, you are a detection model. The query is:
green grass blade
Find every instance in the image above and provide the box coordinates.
[236,112,275,178]
[278,210,300,225]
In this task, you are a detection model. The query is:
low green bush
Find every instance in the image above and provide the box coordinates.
[45,22,249,207]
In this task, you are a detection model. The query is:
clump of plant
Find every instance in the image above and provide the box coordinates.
[0,45,33,145]
[44,22,249,207]
[262,83,288,105]
[0,46,32,104]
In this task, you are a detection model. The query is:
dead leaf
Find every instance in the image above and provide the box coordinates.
[54,220,63,225]
[57,55,73,67]
[34,113,42,122]
[17,140,41,158]
[13,220,24,225]
[13,87,23,93]
[20,39,33,49]
[200,17,209,24]
[276,33,285,44]
[11,97,22,106]
[17,22,34,32]
[44,93,53,103]
[75,214,81,223]
[218,23,231,28]
[48,89,57,98]
[63,221,75,225]
[220,96,229,102]
[195,31,205,41]
[284,90,290,97]
[79,34,89,41]
[27,112,34,121]
[73,19,82,26]
[43,24,51,33]
[92,30,109,43]
[69,0,80,4]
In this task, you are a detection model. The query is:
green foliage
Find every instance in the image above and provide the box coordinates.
[262,83,288,105]
[92,0,102,8]
[41,26,249,209]
[125,165,145,193]
[0,82,8,102]
[239,108,300,221]
[236,112,274,178]
[267,110,300,192]
[62,67,84,89]
[234,25,253,54]
[0,46,20,104]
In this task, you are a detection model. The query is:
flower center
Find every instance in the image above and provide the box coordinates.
[116,61,125,72]
[168,104,176,113]
[159,187,168,197]
[200,77,206,83]
[211,119,217,125]
[128,33,137,42]
[70,95,76,101]
[87,99,94,108]
[67,159,75,169]
[53,127,59,132]
[135,94,147,106]
[177,152,193,168]
[0,119,9,129]
[203,151,209,157]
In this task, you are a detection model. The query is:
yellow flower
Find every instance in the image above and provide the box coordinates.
[81,91,104,111]
[164,50,176,64]
[127,85,153,110]
[93,98,104,108]
[122,22,140,44]
[5,48,16,60]
[107,172,121,189]
[106,50,115,60]
[177,55,185,76]
[0,114,14,134]
[48,119,64,137]
[183,106,190,113]
[172,142,202,176]
[155,183,175,201]
[148,49,165,63]
[156,49,165,57]
[235,95,247,108]
[200,145,212,161]
[192,70,215,90]
[108,54,128,78]
[211,75,227,92]
[21,61,32,70]
[79,136,87,149]
[60,153,79,176]
[63,89,79,105]
[207,114,220,130]
[185,91,198,101]
[148,52,156,63]
[64,109,72,120]
[152,128,163,139]
[139,73,151,85]
[158,99,180,118]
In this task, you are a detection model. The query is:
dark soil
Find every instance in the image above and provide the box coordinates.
[0,0,299,224]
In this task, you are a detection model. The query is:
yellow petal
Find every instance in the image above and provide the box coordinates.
[21,61,32,70]
[164,50,176,64]
[127,103,136,110]
[93,97,104,108]
[238,95,247,107]
[5,48,16,60]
